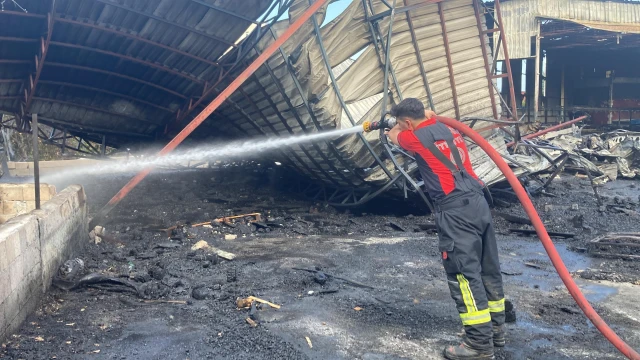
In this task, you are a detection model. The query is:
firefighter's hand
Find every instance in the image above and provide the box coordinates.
[425,109,436,119]
[387,124,402,146]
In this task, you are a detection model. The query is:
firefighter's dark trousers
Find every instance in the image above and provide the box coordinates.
[435,191,505,350]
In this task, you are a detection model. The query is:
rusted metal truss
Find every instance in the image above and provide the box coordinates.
[290,0,519,207]
[0,115,112,157]
[2,0,520,210]
[18,0,56,131]
[478,0,518,120]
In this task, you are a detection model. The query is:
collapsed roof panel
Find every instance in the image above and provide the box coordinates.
[200,0,501,190]
[2,0,513,205]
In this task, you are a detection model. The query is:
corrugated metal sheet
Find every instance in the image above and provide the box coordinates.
[205,0,500,187]
[0,0,272,145]
[2,0,507,192]
[498,0,640,59]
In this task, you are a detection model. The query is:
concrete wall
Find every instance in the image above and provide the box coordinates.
[0,184,57,224]
[6,159,209,177]
[0,185,87,342]
[7,160,105,177]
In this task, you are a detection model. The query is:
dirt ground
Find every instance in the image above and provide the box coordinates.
[2,166,640,360]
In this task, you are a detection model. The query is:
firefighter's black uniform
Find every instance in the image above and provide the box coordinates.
[398,119,505,353]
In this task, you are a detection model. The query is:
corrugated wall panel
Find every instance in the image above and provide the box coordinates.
[498,0,640,60]
[213,0,501,188]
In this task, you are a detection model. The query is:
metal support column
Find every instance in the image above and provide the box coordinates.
[534,19,541,123]
[438,2,460,119]
[473,0,498,119]
[32,114,41,210]
[560,64,565,123]
[101,135,106,157]
[608,71,615,125]
[492,0,518,120]
[61,129,66,155]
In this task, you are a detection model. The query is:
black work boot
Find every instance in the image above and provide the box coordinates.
[493,325,506,347]
[443,342,494,360]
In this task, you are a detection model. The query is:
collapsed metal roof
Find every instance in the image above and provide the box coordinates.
[1,0,515,206]
[0,0,271,145]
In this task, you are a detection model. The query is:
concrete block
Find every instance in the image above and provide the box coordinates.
[22,185,55,202]
[0,301,7,337]
[22,248,40,279]
[8,255,24,293]
[13,162,28,170]
[3,201,26,215]
[0,186,24,201]
[7,298,28,336]
[0,214,14,224]
[25,201,36,212]
[3,289,20,328]
[2,231,20,265]
[0,239,7,273]
[39,160,69,168]
[6,161,16,170]
[22,188,36,201]
[13,169,33,177]
[16,269,39,307]
[0,184,87,342]
[0,269,11,304]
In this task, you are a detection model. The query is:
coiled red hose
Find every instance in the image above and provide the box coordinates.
[437,116,640,360]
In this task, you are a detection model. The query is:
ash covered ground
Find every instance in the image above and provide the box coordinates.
[2,166,640,359]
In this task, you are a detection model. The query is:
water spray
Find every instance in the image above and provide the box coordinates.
[43,126,365,183]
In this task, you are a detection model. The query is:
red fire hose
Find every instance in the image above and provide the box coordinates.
[437,116,640,360]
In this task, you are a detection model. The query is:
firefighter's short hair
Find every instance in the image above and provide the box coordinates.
[390,98,425,120]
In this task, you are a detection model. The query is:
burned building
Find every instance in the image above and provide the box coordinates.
[495,0,640,127]
[0,0,519,208]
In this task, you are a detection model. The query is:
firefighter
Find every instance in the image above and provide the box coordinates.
[387,98,506,359]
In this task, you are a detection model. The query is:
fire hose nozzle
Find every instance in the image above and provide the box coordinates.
[362,116,397,133]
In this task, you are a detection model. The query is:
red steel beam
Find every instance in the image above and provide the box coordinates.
[23,1,56,117]
[92,0,331,223]
[438,2,460,119]
[505,116,587,147]
[473,0,498,119]
[93,0,237,48]
[31,97,162,125]
[55,16,221,68]
[38,80,173,112]
[46,62,187,99]
[494,0,518,120]
[49,41,204,84]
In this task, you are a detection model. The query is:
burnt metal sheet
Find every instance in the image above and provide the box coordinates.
[2,0,513,198]
[0,0,272,145]
[199,0,500,188]
[497,0,640,59]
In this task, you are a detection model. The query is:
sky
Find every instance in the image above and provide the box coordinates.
[263,0,351,25]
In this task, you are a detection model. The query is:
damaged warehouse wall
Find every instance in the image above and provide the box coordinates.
[0,185,87,341]
[495,0,640,125]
